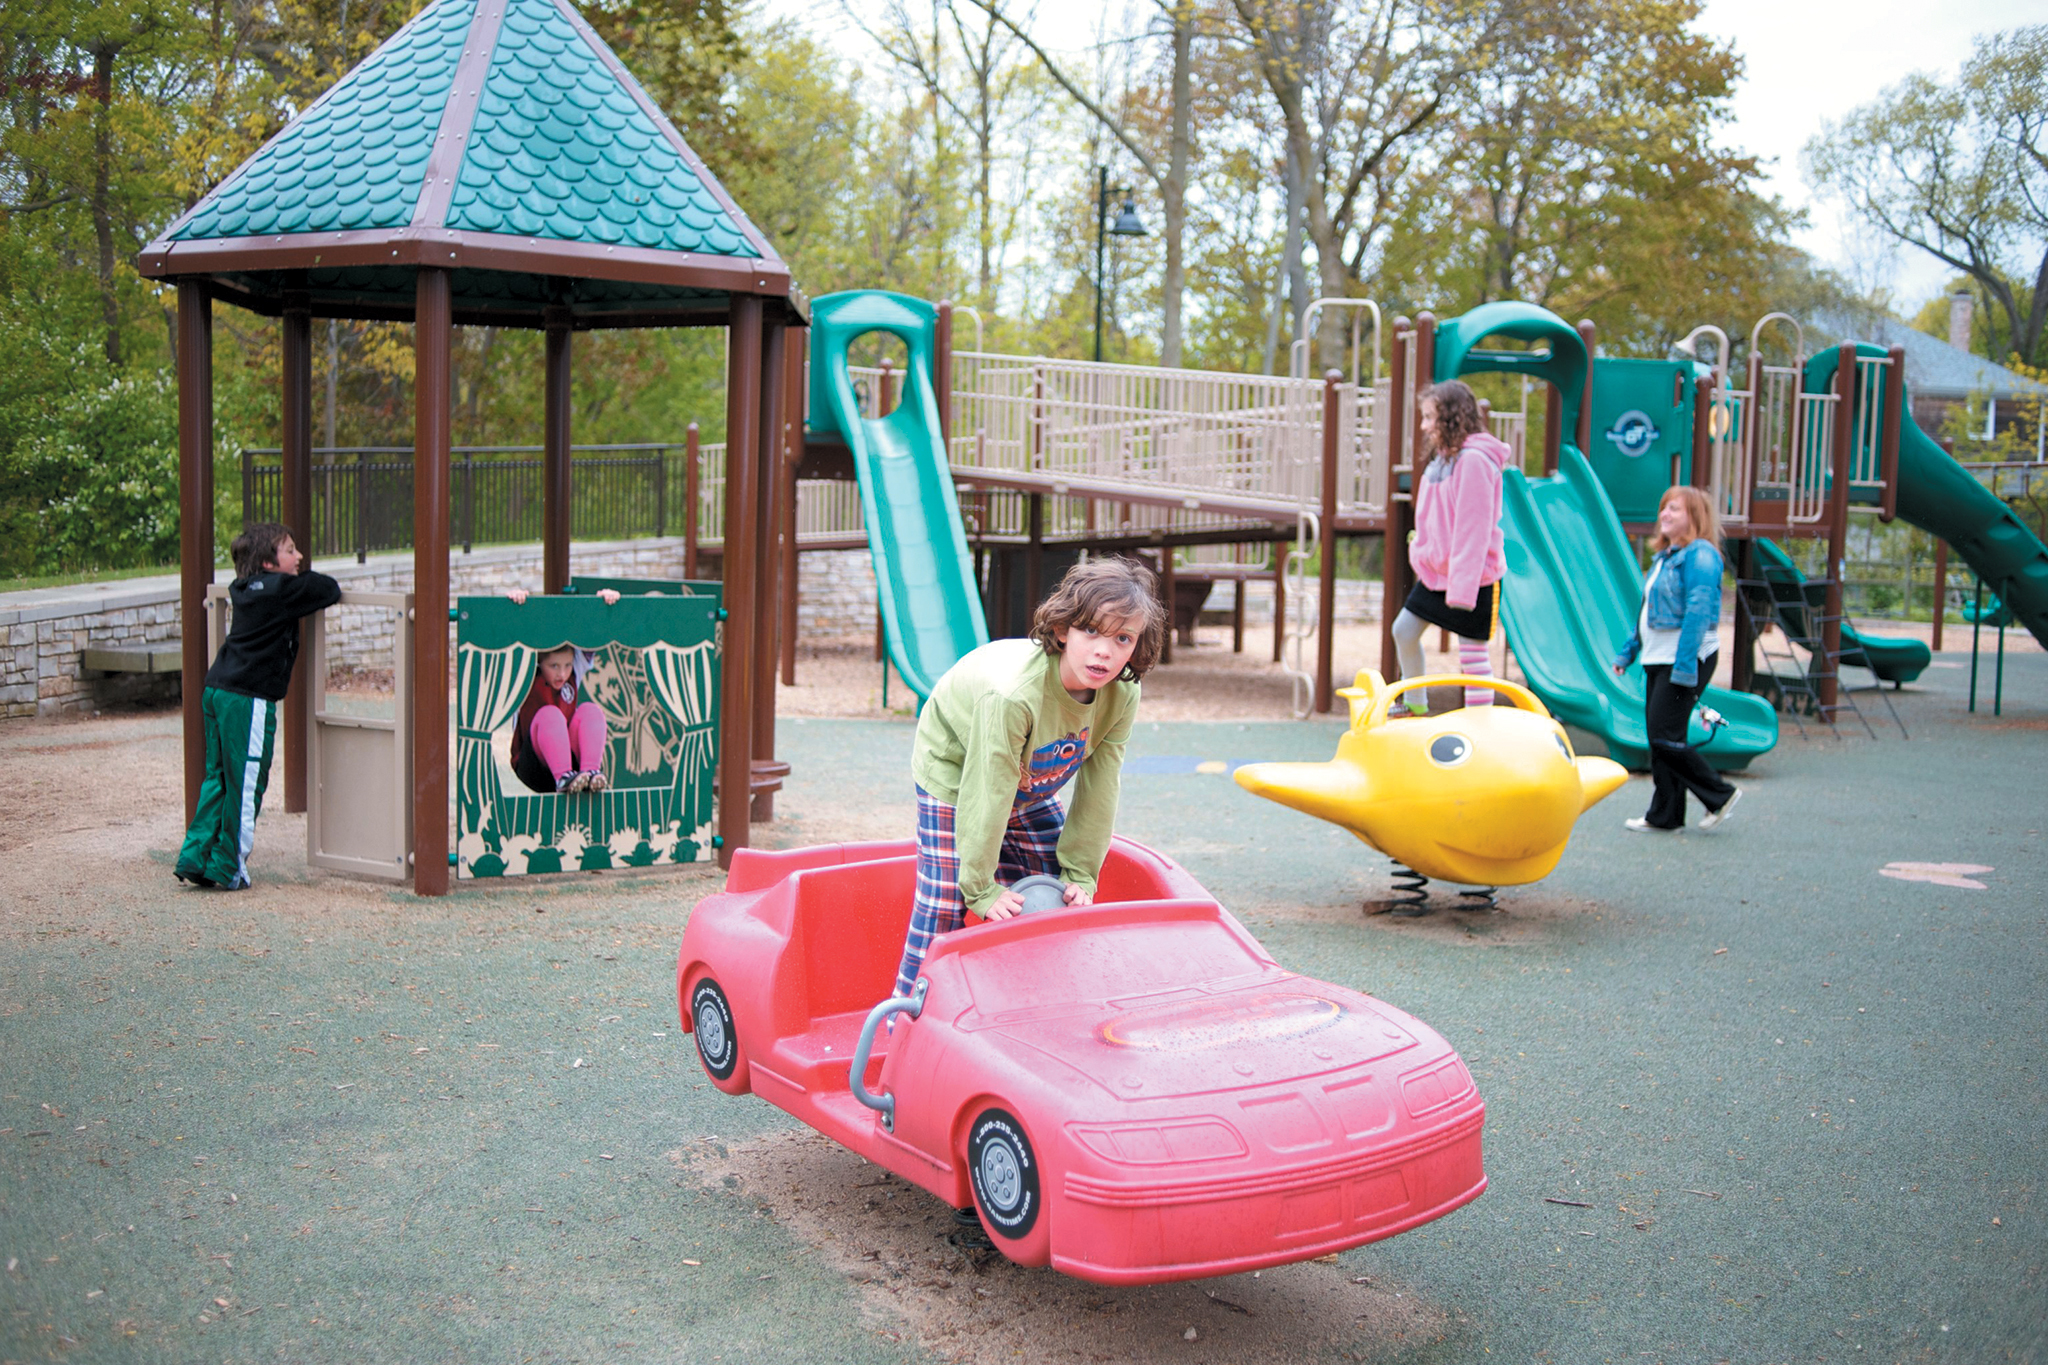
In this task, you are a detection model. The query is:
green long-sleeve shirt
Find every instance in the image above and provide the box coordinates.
[910,638,1139,914]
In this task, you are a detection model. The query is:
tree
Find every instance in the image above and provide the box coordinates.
[1806,25,2048,367]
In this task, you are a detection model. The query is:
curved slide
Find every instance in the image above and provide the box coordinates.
[1497,444,1780,771]
[808,291,987,703]
[1891,405,2048,650]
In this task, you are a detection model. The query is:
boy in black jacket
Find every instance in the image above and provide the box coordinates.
[175,523,342,889]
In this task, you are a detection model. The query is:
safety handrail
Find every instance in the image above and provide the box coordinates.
[850,977,928,1132]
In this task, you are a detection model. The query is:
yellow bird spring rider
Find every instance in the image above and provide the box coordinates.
[1234,671,1629,916]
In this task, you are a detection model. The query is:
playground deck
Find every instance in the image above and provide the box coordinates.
[2,648,2040,1363]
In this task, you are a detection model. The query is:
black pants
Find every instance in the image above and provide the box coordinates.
[1643,653,1735,829]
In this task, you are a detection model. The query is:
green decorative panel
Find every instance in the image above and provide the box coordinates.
[1585,358,1695,523]
[446,0,760,256]
[171,0,470,240]
[455,593,720,879]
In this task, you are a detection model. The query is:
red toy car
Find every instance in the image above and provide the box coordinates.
[677,836,1485,1284]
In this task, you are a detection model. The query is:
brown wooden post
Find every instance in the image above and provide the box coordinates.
[1232,578,1245,654]
[1271,550,1286,664]
[280,300,314,814]
[1931,539,1949,651]
[1026,494,1044,612]
[717,295,763,868]
[1379,319,1412,677]
[781,325,805,688]
[412,269,453,896]
[751,314,788,823]
[1691,374,1713,491]
[1158,548,1175,666]
[878,356,894,415]
[935,299,953,452]
[1819,342,1856,722]
[1729,537,1755,693]
[1541,390,1562,477]
[542,307,573,594]
[1574,319,1596,456]
[178,282,216,823]
[683,422,700,579]
[1317,369,1340,712]
[1878,345,1904,524]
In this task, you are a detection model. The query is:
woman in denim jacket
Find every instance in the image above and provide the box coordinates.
[1611,486,1741,832]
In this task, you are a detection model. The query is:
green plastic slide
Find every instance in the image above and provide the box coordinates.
[807,291,987,703]
[1498,444,1779,771]
[1749,538,1930,684]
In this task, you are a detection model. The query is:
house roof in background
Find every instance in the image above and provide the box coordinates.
[1811,309,2046,402]
[137,0,796,327]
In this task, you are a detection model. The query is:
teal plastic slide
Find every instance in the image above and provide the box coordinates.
[807,291,987,703]
[1498,445,1779,771]
[1806,344,2048,650]
[1749,538,1931,684]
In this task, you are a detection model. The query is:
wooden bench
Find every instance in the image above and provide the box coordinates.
[81,645,182,676]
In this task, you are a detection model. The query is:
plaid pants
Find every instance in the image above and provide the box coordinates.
[893,786,1065,997]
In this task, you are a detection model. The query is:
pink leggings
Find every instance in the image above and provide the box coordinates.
[528,703,606,779]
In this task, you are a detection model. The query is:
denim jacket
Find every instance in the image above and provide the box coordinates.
[1612,538,1724,687]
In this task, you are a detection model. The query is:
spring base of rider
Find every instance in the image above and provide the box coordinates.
[1456,885,1499,912]
[1373,864,1432,917]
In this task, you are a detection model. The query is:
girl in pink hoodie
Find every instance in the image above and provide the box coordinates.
[1394,380,1513,709]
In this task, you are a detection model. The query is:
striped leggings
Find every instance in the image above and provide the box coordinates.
[1391,609,1494,708]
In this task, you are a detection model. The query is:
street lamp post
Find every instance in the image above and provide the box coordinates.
[1094,165,1148,363]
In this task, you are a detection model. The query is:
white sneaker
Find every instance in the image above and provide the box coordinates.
[1624,818,1676,833]
[1699,787,1742,831]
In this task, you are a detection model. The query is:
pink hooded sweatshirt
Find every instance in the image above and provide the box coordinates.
[1409,431,1514,612]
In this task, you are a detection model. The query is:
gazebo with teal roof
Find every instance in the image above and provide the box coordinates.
[139,0,806,894]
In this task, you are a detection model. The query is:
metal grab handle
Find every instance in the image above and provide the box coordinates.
[850,978,927,1132]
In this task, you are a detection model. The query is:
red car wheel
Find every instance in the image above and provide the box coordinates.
[689,976,751,1095]
[968,1107,1045,1260]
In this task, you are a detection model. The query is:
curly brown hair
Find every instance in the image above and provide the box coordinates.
[1421,380,1485,462]
[1029,556,1167,682]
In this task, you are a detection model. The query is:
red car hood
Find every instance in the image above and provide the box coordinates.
[982,977,1426,1100]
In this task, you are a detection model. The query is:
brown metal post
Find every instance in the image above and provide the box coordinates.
[412,269,453,896]
[1744,352,1765,499]
[878,357,895,415]
[751,314,787,823]
[717,295,763,868]
[178,282,216,823]
[1931,539,1949,650]
[1316,369,1340,712]
[1379,320,1412,677]
[781,326,805,687]
[1158,548,1175,666]
[1730,537,1755,692]
[280,301,314,814]
[1574,319,1596,456]
[1878,345,1904,523]
[1541,390,1562,477]
[1819,343,1856,722]
[1026,494,1044,611]
[935,300,953,452]
[542,308,573,594]
[683,422,700,579]
[1271,551,1286,664]
[1691,375,1713,491]
[1233,579,1245,654]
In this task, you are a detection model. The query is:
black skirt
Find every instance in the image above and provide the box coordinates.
[1403,581,1494,641]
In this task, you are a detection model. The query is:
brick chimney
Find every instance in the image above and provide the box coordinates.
[1949,291,1974,352]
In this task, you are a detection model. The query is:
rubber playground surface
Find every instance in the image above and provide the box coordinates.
[1,650,2043,1364]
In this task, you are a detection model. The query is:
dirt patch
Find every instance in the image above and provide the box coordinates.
[674,1127,1449,1364]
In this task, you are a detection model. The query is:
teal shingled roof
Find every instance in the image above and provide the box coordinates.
[446,0,757,256]
[170,0,470,240]
[162,0,768,264]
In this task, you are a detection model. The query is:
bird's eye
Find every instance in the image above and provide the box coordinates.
[1553,732,1573,761]
[1428,733,1471,767]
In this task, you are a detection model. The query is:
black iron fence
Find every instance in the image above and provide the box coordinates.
[241,443,705,561]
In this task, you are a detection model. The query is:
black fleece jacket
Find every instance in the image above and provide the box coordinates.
[202,568,343,701]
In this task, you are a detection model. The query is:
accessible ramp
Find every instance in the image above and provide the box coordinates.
[1498,444,1778,771]
[808,290,987,703]
[1750,538,1930,685]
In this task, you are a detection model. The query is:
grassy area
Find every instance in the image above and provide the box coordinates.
[0,563,186,595]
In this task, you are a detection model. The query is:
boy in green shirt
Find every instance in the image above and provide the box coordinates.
[893,557,1167,996]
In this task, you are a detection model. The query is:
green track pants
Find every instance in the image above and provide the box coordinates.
[175,687,276,890]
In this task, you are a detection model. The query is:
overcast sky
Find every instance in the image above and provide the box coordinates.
[787,0,2045,317]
